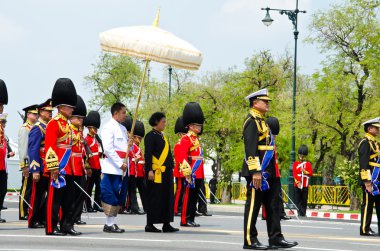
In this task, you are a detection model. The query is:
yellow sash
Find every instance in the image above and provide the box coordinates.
[152,135,169,183]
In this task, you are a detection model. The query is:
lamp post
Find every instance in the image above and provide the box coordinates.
[261,0,306,205]
[168,65,173,102]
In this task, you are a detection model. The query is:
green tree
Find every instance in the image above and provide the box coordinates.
[84,53,142,113]
[305,0,380,208]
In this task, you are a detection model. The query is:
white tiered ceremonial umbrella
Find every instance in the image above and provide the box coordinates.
[99,9,203,164]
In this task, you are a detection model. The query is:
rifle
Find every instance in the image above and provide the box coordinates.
[5,136,13,158]
[81,136,93,159]
[17,111,26,123]
[94,134,104,158]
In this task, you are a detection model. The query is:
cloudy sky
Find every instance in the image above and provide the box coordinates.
[1,0,341,141]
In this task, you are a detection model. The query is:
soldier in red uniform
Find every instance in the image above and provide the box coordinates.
[44,78,77,236]
[173,116,188,216]
[179,102,205,227]
[28,99,53,228]
[69,95,89,227]
[0,113,9,223]
[84,111,104,213]
[292,145,313,217]
[127,120,146,215]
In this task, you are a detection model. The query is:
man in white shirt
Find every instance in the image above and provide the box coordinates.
[100,102,131,233]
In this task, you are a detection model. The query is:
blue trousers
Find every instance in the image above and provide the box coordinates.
[100,174,127,206]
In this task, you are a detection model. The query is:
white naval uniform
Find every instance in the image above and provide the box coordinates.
[101,118,128,175]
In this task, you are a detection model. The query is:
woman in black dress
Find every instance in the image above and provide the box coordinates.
[144,112,178,233]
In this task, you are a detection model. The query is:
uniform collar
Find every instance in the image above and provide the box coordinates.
[250,108,264,119]
[26,119,34,126]
[38,118,48,125]
[57,113,68,121]
[70,124,80,132]
[365,133,377,141]
[111,117,120,125]
[187,130,197,137]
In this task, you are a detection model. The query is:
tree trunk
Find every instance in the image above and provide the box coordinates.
[349,189,361,211]
[322,154,336,185]
[221,184,232,204]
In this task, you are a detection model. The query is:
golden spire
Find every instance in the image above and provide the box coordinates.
[153,8,160,27]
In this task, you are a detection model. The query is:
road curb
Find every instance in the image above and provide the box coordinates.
[288,210,373,222]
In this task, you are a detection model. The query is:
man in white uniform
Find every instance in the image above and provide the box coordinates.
[100,102,131,233]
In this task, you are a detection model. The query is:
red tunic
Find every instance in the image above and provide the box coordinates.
[128,144,138,177]
[173,140,184,178]
[69,125,85,176]
[129,143,145,177]
[85,133,101,170]
[135,145,145,178]
[44,113,72,174]
[0,136,7,172]
[177,131,204,179]
[293,161,313,188]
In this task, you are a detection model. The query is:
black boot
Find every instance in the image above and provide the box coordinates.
[162,223,179,233]
[145,224,162,233]
[269,239,298,249]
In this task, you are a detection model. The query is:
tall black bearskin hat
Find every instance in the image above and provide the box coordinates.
[84,111,101,129]
[182,102,205,127]
[298,145,309,156]
[51,78,77,108]
[174,116,188,134]
[71,95,87,117]
[122,116,133,132]
[0,79,8,105]
[134,120,145,138]
[267,117,280,136]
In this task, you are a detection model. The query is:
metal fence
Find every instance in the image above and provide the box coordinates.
[206,182,350,206]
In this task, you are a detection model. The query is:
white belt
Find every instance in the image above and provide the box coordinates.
[72,153,82,157]
[297,174,310,179]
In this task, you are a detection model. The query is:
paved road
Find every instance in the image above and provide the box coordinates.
[0,202,380,251]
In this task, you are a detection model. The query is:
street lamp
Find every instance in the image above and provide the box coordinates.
[262,8,273,27]
[261,0,306,206]
[168,65,173,102]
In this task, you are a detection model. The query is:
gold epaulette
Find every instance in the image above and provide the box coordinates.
[186,132,200,151]
[246,156,261,171]
[45,147,59,170]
